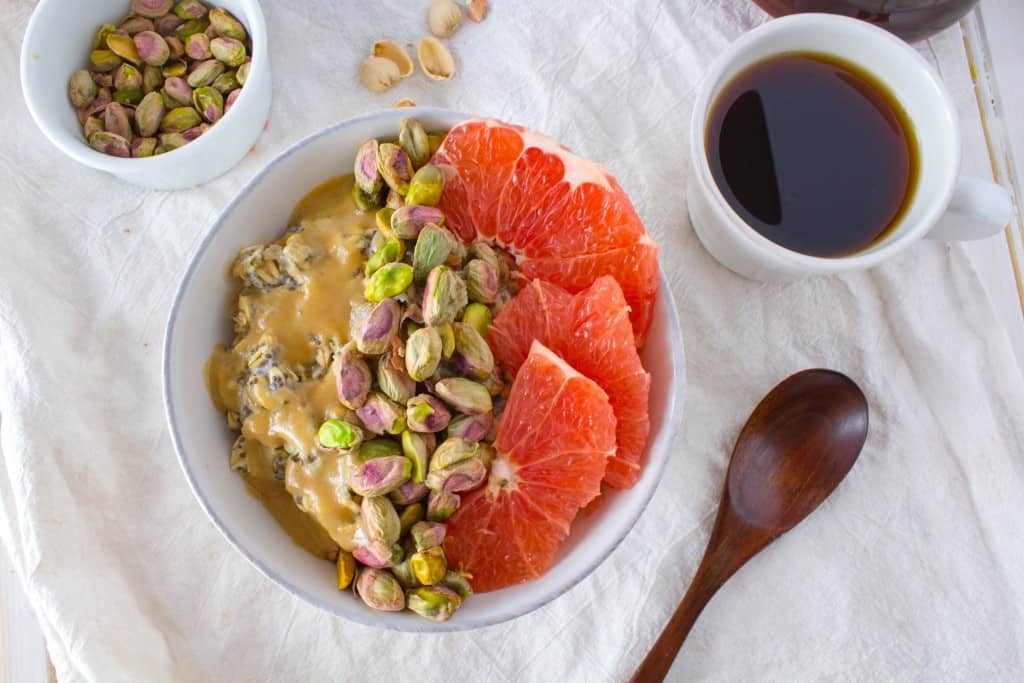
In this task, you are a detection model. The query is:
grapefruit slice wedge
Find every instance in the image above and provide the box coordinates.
[432,118,659,344]
[443,341,616,593]
[488,276,651,489]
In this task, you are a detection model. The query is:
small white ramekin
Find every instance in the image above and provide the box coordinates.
[21,0,271,190]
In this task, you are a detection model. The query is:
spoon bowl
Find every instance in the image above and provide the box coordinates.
[632,369,868,681]
[728,369,868,530]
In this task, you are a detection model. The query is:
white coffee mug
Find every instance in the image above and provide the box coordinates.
[687,13,1013,282]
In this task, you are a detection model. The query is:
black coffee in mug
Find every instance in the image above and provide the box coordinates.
[705,52,919,258]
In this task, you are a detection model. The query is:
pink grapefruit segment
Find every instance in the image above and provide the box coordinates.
[432,118,659,345]
[488,276,651,489]
[443,341,616,593]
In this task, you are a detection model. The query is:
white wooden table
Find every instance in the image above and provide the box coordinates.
[3,1,1022,680]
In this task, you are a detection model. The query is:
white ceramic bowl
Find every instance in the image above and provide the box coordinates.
[21,0,271,190]
[163,108,686,631]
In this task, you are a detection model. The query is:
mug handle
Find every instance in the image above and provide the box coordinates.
[926,177,1014,241]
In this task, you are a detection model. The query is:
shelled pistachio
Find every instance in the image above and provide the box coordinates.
[71,1,251,158]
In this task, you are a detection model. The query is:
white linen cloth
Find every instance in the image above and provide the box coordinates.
[1,1,1023,680]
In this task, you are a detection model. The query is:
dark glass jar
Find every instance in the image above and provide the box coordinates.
[752,0,980,41]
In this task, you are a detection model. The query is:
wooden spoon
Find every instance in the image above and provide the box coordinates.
[631,369,869,682]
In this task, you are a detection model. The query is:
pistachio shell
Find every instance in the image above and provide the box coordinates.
[359,55,401,94]
[417,36,455,81]
[467,0,489,22]
[428,0,462,39]
[372,40,414,78]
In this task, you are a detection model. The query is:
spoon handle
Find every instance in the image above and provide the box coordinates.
[630,503,775,683]
[628,548,725,682]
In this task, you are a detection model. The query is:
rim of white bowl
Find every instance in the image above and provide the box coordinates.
[20,0,268,172]
[162,107,687,631]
